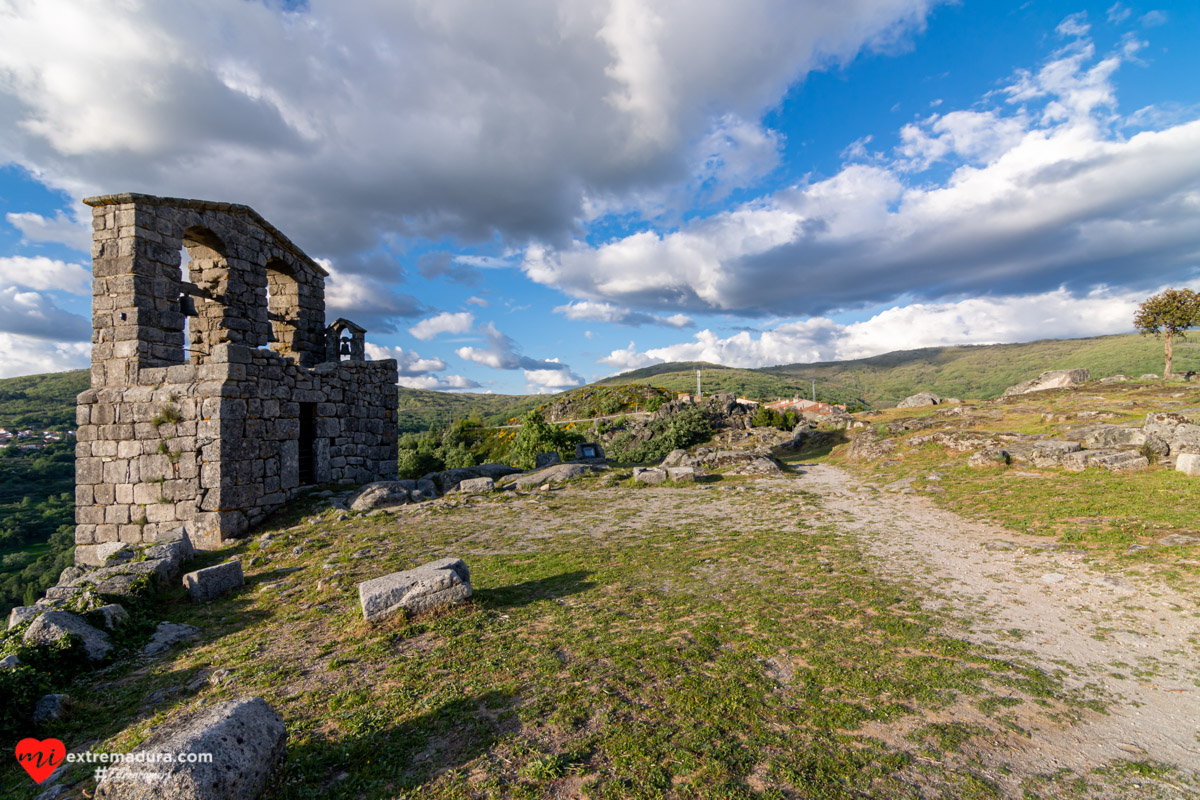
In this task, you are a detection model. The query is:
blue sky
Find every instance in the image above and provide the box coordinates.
[0,0,1198,392]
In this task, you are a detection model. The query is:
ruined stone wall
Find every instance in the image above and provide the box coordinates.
[76,194,397,556]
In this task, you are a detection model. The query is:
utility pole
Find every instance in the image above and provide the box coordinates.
[696,369,702,400]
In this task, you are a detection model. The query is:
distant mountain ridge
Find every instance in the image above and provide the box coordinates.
[0,334,1193,431]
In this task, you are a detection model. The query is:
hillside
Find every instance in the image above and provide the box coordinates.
[0,369,87,430]
[765,333,1190,406]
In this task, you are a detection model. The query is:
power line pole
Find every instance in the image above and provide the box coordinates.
[696,369,702,400]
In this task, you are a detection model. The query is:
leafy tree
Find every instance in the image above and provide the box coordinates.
[507,411,581,470]
[1134,288,1200,378]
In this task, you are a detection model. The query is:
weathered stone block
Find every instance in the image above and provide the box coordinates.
[183,560,244,602]
[93,697,286,800]
[1177,454,1200,477]
[358,558,472,622]
[634,467,669,485]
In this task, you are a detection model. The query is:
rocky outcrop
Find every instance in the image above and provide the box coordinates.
[504,463,600,489]
[349,481,415,511]
[455,477,495,494]
[1061,450,1149,472]
[897,392,940,408]
[358,557,472,623]
[729,457,786,476]
[141,621,201,657]
[93,697,286,800]
[1002,369,1090,397]
[968,448,1010,468]
[845,431,897,463]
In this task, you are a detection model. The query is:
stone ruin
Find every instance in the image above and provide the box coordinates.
[74,193,398,558]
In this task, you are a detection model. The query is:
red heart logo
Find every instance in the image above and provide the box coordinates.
[15,738,65,784]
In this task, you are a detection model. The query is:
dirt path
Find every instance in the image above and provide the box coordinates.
[785,464,1200,780]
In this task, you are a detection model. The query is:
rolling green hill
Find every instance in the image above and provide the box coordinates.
[763,333,1192,406]
[0,369,87,430]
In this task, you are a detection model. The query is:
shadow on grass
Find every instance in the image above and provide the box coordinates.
[267,690,515,800]
[475,570,595,610]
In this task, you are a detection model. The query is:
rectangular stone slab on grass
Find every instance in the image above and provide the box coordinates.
[358,557,471,622]
[183,560,245,602]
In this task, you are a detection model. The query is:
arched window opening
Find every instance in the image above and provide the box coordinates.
[178,227,227,364]
[265,259,301,360]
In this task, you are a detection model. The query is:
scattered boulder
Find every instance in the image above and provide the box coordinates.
[23,611,112,661]
[969,448,1010,468]
[1002,368,1090,397]
[32,694,71,725]
[633,467,668,485]
[93,697,286,800]
[358,557,472,623]
[349,481,412,511]
[183,561,245,603]
[455,477,495,494]
[0,654,20,669]
[1100,374,1129,383]
[1139,373,1159,381]
[68,557,178,595]
[472,463,523,480]
[897,392,940,408]
[141,621,201,657]
[534,451,561,469]
[1177,454,1200,477]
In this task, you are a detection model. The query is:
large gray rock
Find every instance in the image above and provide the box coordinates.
[23,611,112,661]
[455,477,495,494]
[1177,454,1200,477]
[0,653,20,668]
[633,467,668,485]
[472,463,522,480]
[897,392,940,408]
[1002,368,1090,397]
[845,432,897,463]
[183,560,244,602]
[358,557,472,623]
[349,481,411,511]
[93,697,286,800]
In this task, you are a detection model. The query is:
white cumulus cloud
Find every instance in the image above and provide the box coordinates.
[408,311,475,341]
